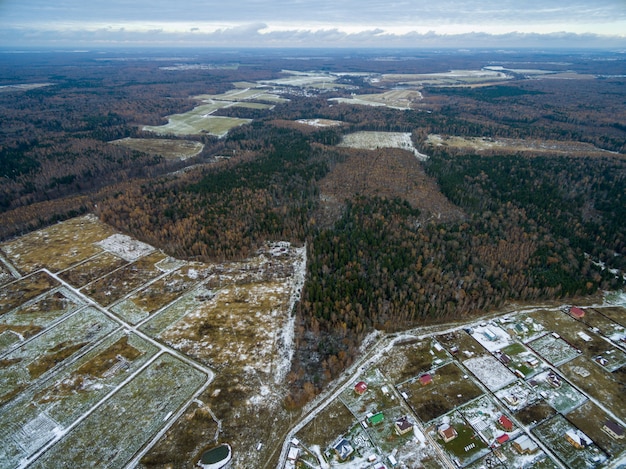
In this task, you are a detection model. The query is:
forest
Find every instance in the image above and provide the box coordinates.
[1,48,625,405]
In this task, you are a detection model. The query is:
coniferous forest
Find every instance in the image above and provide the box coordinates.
[1,49,625,404]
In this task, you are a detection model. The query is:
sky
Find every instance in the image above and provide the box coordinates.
[1,0,625,49]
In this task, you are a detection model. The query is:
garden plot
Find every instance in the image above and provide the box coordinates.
[0,214,116,274]
[460,395,519,446]
[470,324,513,352]
[470,439,555,469]
[532,369,587,414]
[430,412,490,467]
[86,251,167,307]
[0,306,119,406]
[591,348,626,372]
[110,137,204,160]
[400,362,484,423]
[597,305,626,327]
[560,355,626,420]
[436,329,488,359]
[58,251,128,288]
[338,131,428,161]
[514,401,557,428]
[30,352,208,469]
[0,331,158,468]
[495,380,539,413]
[111,264,206,325]
[463,355,517,392]
[532,414,608,469]
[0,271,59,316]
[527,333,579,367]
[0,287,83,355]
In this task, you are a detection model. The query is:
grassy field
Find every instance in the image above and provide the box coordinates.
[111,137,204,160]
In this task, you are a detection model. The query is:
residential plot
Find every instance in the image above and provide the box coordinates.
[498,342,544,379]
[560,355,626,420]
[567,400,626,458]
[0,307,119,406]
[470,323,513,352]
[527,333,580,367]
[430,412,490,467]
[581,307,626,343]
[400,362,484,423]
[464,355,517,392]
[514,400,557,427]
[507,314,547,343]
[460,395,519,446]
[29,352,208,469]
[0,214,116,274]
[377,338,451,384]
[532,369,587,414]
[0,331,158,467]
[0,287,83,354]
[495,380,539,413]
[532,414,608,469]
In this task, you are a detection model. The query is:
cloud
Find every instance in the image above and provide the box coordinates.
[1,22,624,49]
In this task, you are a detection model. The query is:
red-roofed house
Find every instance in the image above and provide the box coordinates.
[570,307,585,319]
[354,381,368,395]
[438,424,458,443]
[419,374,432,386]
[498,415,514,432]
[496,434,510,444]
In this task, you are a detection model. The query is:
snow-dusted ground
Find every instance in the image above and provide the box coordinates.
[471,324,513,352]
[464,355,517,391]
[338,131,429,161]
[96,233,154,261]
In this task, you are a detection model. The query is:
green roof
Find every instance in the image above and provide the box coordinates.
[368,412,384,425]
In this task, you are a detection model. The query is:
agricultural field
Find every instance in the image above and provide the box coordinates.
[110,137,204,160]
[338,131,429,160]
[377,69,511,87]
[425,134,614,156]
[329,89,422,110]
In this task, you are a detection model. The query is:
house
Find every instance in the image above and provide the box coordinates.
[333,439,354,461]
[546,372,561,388]
[496,434,510,444]
[438,424,458,443]
[395,416,413,435]
[565,429,591,449]
[526,357,539,368]
[602,420,625,440]
[570,306,585,319]
[419,373,433,386]
[513,435,538,454]
[483,328,498,341]
[498,353,511,365]
[498,415,514,432]
[287,447,299,461]
[368,412,384,426]
[504,394,519,406]
[595,356,609,367]
[354,381,368,395]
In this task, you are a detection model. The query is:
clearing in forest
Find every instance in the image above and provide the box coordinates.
[111,137,204,160]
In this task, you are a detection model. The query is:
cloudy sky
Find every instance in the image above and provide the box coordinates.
[1,0,625,48]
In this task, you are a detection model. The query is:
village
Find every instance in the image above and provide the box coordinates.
[279,302,626,469]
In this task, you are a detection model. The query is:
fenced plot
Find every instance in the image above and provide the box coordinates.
[0,331,158,468]
[0,287,83,355]
[0,272,59,316]
[527,333,579,367]
[464,355,517,392]
[0,307,119,407]
[30,352,208,469]
[532,414,607,469]
[58,251,128,288]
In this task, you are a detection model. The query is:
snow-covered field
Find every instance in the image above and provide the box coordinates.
[338,131,429,161]
[471,324,513,352]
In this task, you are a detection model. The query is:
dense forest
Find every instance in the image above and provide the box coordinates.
[2,49,625,406]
